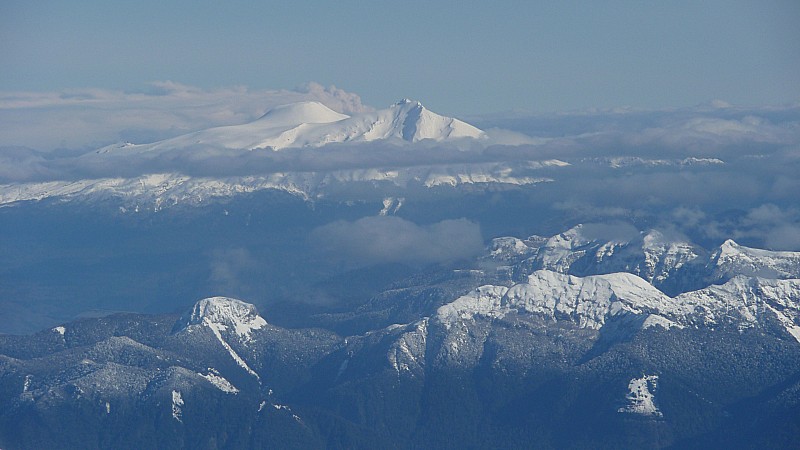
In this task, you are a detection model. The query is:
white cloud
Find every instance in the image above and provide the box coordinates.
[624,115,795,154]
[2,95,799,251]
[310,216,484,266]
[734,204,800,250]
[0,82,369,150]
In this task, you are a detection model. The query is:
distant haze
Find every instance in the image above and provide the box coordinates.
[2,1,798,115]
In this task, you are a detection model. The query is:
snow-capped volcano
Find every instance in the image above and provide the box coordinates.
[99,99,485,153]
[367,99,485,142]
[255,101,351,127]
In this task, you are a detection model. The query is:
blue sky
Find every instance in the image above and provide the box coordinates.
[2,0,799,115]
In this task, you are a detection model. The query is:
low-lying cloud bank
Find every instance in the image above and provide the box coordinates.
[1,109,798,182]
[1,98,797,183]
[0,81,370,151]
[310,216,484,267]
[2,88,799,251]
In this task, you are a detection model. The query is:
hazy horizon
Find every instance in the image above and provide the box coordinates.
[2,1,798,116]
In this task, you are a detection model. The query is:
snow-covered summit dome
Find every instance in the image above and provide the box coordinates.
[255,101,349,127]
[176,296,267,339]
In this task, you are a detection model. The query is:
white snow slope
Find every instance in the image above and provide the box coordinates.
[98,99,485,153]
[0,100,563,207]
[0,164,555,209]
[436,270,800,342]
[177,297,267,380]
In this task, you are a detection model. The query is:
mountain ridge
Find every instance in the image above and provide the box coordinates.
[97,99,485,153]
[2,228,800,448]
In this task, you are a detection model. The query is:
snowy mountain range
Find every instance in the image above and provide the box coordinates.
[3,94,800,448]
[2,225,799,448]
[0,99,564,208]
[419,226,800,348]
[486,225,800,297]
[0,98,739,212]
[0,163,558,209]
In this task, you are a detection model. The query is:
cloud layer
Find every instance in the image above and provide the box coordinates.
[310,216,484,267]
[0,82,369,150]
[2,93,799,250]
[3,102,798,182]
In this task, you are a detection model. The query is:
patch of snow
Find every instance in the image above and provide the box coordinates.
[269,403,302,422]
[336,359,349,379]
[205,320,261,381]
[23,375,31,393]
[379,197,393,216]
[199,368,239,394]
[681,157,724,166]
[0,161,558,208]
[421,167,548,187]
[489,237,532,259]
[436,285,509,328]
[713,239,800,281]
[618,375,662,417]
[596,156,724,169]
[641,314,683,330]
[52,326,66,336]
[0,173,313,209]
[105,401,111,414]
[171,390,184,423]
[386,318,429,376]
[763,303,800,343]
